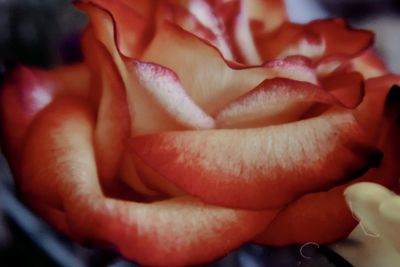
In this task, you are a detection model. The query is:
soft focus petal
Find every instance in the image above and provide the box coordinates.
[131,60,216,130]
[81,27,131,195]
[20,97,96,209]
[0,64,89,172]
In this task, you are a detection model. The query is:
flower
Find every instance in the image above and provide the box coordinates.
[1,0,400,266]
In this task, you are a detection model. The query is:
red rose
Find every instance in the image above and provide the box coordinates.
[1,0,400,266]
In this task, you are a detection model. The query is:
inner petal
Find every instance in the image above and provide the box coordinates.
[141,22,318,114]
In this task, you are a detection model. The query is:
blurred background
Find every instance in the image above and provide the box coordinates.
[0,0,399,266]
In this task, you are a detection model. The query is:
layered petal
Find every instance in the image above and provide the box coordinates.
[255,84,400,245]
[142,21,318,114]
[82,27,131,195]
[130,109,380,210]
[244,0,287,34]
[129,76,398,211]
[233,0,262,64]
[80,3,218,135]
[20,96,277,267]
[0,64,89,172]
[348,49,388,79]
[215,77,361,128]
[77,0,155,57]
[131,60,216,130]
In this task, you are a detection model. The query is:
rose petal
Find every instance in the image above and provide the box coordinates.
[256,23,322,61]
[28,201,72,236]
[187,0,235,60]
[348,49,388,79]
[20,97,277,266]
[311,19,373,59]
[159,2,218,47]
[130,109,380,210]
[131,60,216,130]
[0,65,89,172]
[82,28,131,195]
[233,0,262,64]
[20,97,96,208]
[142,21,318,114]
[244,0,287,34]
[215,77,354,129]
[79,3,215,135]
[263,56,317,84]
[119,152,163,199]
[257,19,373,62]
[133,155,187,198]
[76,0,154,57]
[320,71,365,109]
[72,196,277,267]
[255,84,400,245]
[353,76,400,138]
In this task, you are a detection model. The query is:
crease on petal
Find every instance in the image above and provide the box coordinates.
[76,0,155,57]
[131,60,216,130]
[82,27,132,195]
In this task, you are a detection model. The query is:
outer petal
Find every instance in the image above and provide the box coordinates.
[0,64,89,172]
[348,49,388,79]
[20,97,96,208]
[79,3,215,135]
[130,109,380,210]
[255,83,400,245]
[20,97,277,267]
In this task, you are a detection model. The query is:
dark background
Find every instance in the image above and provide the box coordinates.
[0,1,399,266]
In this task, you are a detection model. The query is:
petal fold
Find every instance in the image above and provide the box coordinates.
[130,109,380,210]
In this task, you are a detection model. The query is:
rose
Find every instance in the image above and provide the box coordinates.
[1,0,400,266]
